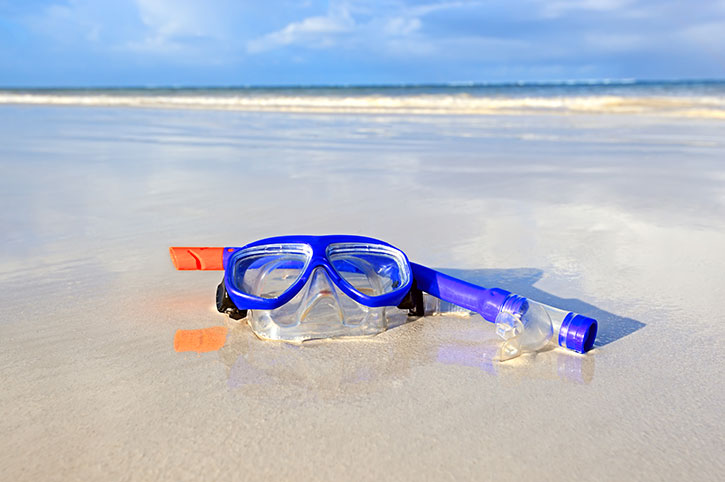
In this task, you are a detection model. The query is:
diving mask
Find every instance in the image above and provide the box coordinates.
[170,235,597,358]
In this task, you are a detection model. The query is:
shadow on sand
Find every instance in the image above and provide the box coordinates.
[437,267,645,348]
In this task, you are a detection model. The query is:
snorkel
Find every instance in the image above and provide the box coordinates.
[170,236,597,360]
[410,264,597,360]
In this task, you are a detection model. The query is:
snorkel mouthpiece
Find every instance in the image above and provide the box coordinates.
[495,295,554,360]
[493,295,597,358]
[498,299,599,358]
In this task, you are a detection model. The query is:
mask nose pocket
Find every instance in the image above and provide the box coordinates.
[247,263,392,342]
[299,267,345,325]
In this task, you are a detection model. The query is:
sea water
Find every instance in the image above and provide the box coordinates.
[1,80,725,117]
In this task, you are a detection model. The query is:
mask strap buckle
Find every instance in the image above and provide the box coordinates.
[396,279,424,317]
[216,278,248,320]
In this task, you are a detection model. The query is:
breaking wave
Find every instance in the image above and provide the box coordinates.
[1,91,724,118]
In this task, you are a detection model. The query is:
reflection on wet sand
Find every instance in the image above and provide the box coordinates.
[436,343,595,384]
[174,326,229,353]
[218,315,423,400]
[174,308,596,396]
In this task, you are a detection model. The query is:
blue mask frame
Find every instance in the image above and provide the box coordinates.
[222,235,413,311]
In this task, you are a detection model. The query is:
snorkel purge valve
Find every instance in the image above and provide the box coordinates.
[170,235,597,360]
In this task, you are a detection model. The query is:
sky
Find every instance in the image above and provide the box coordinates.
[1,0,724,86]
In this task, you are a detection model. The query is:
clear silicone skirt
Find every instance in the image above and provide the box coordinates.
[246,266,397,342]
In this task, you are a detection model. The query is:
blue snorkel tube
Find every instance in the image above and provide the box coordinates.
[411,263,597,359]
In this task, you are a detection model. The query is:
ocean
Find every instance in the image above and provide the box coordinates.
[2,80,725,117]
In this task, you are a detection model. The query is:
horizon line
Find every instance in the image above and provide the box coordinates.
[2,78,725,90]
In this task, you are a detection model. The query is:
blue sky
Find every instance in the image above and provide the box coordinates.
[1,0,724,86]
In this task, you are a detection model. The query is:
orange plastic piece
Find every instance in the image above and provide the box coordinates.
[174,326,229,353]
[169,247,224,270]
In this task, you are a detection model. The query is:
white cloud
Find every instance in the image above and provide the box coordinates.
[127,0,227,53]
[24,0,231,56]
[407,1,474,17]
[383,17,422,36]
[28,0,105,45]
[247,6,355,53]
[676,20,725,62]
[246,0,474,54]
[679,20,725,44]
[540,0,635,18]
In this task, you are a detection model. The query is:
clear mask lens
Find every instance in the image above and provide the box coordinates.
[230,244,311,299]
[326,243,410,297]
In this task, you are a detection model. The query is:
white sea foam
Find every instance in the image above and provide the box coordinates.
[1,92,724,117]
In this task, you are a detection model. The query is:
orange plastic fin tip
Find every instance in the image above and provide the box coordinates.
[169,247,224,270]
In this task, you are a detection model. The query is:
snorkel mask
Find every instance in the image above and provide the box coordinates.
[170,235,597,360]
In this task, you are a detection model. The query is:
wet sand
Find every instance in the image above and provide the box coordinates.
[1,106,723,480]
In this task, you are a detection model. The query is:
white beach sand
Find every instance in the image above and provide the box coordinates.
[1,106,723,480]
